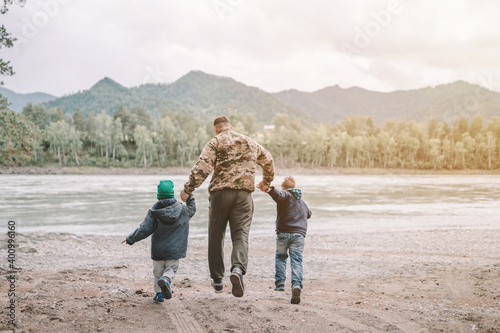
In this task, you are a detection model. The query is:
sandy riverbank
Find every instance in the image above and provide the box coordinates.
[2,165,500,175]
[1,227,499,332]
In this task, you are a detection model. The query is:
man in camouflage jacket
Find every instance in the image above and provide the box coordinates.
[181,116,274,297]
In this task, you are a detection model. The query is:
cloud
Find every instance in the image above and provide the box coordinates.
[2,0,500,96]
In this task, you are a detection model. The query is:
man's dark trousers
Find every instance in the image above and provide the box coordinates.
[208,189,254,280]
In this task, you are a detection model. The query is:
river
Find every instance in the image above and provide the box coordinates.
[1,174,499,238]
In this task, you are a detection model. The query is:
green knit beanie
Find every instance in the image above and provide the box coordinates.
[157,180,175,199]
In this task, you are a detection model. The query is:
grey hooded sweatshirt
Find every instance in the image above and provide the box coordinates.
[268,187,311,237]
[126,195,196,261]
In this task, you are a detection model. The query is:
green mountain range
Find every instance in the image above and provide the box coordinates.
[274,80,500,124]
[0,86,56,112]
[4,70,500,124]
[43,71,307,123]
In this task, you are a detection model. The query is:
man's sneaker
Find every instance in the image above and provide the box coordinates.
[153,292,164,302]
[274,284,285,291]
[158,277,172,300]
[230,268,244,297]
[211,279,224,293]
[291,286,301,304]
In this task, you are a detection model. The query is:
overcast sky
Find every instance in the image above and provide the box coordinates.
[2,0,500,96]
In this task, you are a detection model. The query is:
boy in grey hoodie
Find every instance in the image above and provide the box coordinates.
[122,180,196,302]
[258,176,311,305]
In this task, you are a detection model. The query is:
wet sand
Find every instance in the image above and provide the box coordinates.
[1,227,499,332]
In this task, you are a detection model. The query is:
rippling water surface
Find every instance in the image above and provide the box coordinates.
[1,174,499,237]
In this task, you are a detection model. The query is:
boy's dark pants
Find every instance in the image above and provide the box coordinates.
[208,189,254,281]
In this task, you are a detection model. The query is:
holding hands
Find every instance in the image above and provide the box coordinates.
[180,190,189,202]
[256,182,270,193]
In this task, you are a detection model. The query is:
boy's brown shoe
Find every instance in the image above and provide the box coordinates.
[291,286,301,304]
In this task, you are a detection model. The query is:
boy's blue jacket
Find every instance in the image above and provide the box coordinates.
[126,195,196,260]
[268,187,312,237]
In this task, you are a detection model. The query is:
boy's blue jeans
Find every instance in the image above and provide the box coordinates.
[275,232,305,289]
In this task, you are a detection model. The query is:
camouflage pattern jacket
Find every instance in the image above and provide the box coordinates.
[184,128,274,194]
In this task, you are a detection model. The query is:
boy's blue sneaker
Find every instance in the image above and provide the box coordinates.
[153,293,164,302]
[158,277,172,300]
[274,284,285,291]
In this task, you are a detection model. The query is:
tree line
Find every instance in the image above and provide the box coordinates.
[1,103,500,170]
[0,104,255,167]
[262,113,500,170]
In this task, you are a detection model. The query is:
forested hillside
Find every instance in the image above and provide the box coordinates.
[7,71,497,128]
[273,81,500,124]
[2,71,500,170]
[2,99,500,171]
[43,77,190,120]
[43,71,307,124]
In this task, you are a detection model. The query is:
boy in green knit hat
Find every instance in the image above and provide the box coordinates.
[122,180,196,302]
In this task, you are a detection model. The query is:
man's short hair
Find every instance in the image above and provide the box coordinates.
[213,116,231,127]
[281,176,296,189]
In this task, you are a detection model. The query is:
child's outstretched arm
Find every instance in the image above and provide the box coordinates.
[122,210,157,245]
[267,186,289,202]
[257,183,287,202]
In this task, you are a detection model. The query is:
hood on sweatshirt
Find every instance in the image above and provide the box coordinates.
[287,188,302,200]
[151,198,183,223]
